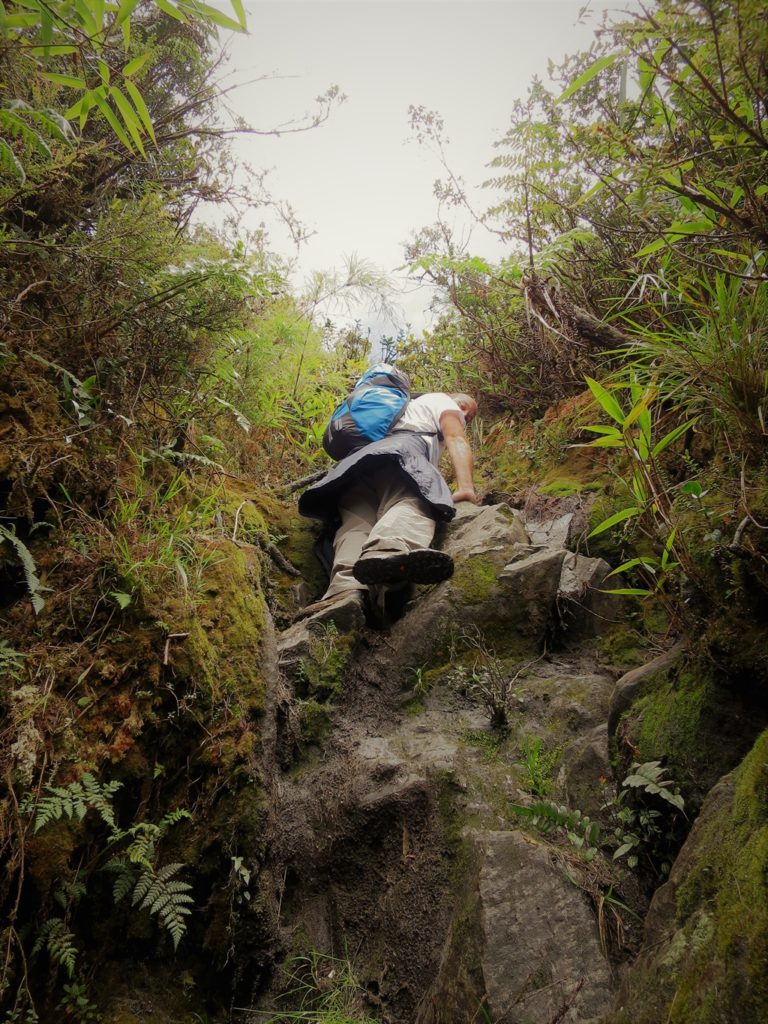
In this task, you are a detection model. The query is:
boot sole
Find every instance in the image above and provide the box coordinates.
[353,549,454,585]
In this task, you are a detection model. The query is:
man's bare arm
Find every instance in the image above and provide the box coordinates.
[440,410,478,504]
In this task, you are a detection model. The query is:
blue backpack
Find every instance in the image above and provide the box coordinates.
[322,363,411,461]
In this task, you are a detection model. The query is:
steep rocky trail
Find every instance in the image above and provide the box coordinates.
[259,502,640,1023]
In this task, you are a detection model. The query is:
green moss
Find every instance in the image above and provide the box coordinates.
[596,625,646,669]
[606,731,768,1024]
[267,500,328,595]
[297,698,332,744]
[176,541,267,718]
[296,622,354,700]
[539,476,601,497]
[674,731,768,1022]
[461,729,504,762]
[452,556,498,604]
[624,666,734,800]
[403,698,425,716]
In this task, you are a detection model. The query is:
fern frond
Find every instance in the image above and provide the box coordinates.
[31,919,77,978]
[33,773,122,833]
[124,821,160,867]
[159,808,192,829]
[511,800,601,850]
[104,857,137,903]
[0,137,26,180]
[132,862,194,949]
[0,523,47,614]
[0,108,52,158]
[131,870,154,905]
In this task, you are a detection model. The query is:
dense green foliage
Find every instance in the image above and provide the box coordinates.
[408,0,768,627]
[0,2,361,1021]
[2,0,767,1021]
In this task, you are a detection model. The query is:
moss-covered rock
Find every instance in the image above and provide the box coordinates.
[605,731,768,1024]
[613,654,764,808]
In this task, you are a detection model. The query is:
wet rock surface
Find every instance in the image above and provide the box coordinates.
[258,498,673,1023]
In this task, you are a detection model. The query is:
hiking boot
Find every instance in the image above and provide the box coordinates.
[292,591,365,630]
[352,548,454,586]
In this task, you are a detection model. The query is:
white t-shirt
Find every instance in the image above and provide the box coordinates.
[391,393,465,465]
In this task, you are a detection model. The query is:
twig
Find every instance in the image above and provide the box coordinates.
[278,469,326,494]
[232,501,246,542]
[163,632,189,666]
[263,542,302,578]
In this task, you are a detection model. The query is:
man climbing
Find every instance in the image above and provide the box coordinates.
[296,389,479,623]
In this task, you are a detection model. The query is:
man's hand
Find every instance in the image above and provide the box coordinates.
[453,487,479,504]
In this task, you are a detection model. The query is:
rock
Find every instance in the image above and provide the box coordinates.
[385,508,546,668]
[498,546,568,637]
[442,501,528,559]
[604,730,768,1024]
[561,723,611,816]
[418,830,614,1023]
[557,552,624,641]
[524,511,576,549]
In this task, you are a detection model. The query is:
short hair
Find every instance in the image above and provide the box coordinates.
[450,392,475,405]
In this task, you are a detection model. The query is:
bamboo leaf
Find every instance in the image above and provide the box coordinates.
[110,85,146,154]
[229,0,246,29]
[635,220,715,258]
[585,375,625,424]
[623,389,656,429]
[123,80,156,143]
[28,44,79,55]
[600,587,652,596]
[93,90,134,150]
[582,424,623,437]
[41,72,87,89]
[606,557,659,577]
[178,0,244,30]
[651,418,698,457]
[122,51,150,76]
[155,0,186,21]
[556,53,621,104]
[1,12,40,27]
[74,0,99,36]
[586,436,625,448]
[115,0,140,24]
[588,506,642,538]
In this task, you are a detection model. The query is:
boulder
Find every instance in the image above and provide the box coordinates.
[418,830,614,1023]
[604,730,768,1024]
[557,552,625,641]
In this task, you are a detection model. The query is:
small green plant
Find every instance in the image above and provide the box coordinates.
[605,761,686,876]
[265,950,378,1023]
[510,800,600,861]
[460,628,533,731]
[27,776,194,950]
[56,981,100,1024]
[580,375,699,598]
[0,641,26,680]
[406,663,429,695]
[105,464,225,606]
[518,736,560,797]
[0,524,48,614]
[296,621,350,700]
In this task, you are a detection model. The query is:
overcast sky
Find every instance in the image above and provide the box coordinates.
[210,1,630,340]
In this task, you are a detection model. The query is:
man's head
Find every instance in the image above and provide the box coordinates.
[450,393,478,425]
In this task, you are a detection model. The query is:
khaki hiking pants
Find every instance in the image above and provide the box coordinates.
[324,466,436,599]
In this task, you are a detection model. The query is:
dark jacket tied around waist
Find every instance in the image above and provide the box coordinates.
[298,432,456,523]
